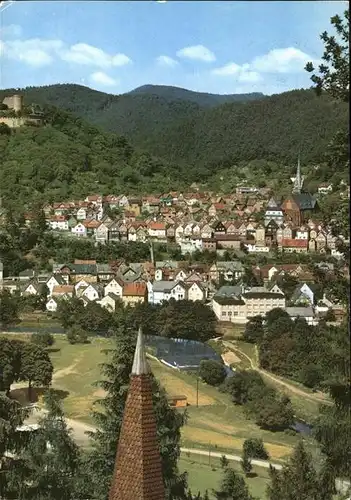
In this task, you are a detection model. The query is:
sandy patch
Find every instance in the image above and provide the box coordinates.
[52,358,81,381]
[222,351,241,365]
[93,389,107,398]
[154,370,216,406]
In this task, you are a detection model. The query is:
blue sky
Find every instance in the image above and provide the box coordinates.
[0,1,347,95]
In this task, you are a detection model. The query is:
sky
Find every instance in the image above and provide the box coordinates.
[0,0,347,95]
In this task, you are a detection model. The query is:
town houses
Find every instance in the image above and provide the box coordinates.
[0,162,348,327]
[20,183,345,258]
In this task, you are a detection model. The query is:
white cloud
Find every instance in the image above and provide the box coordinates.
[212,62,262,83]
[156,55,178,67]
[1,38,64,67]
[0,24,22,37]
[61,43,131,68]
[250,47,316,74]
[212,62,241,76]
[90,71,118,86]
[176,44,216,63]
[211,46,317,85]
[0,31,132,69]
[238,71,262,83]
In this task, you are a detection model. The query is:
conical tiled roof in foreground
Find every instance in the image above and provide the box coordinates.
[109,327,165,500]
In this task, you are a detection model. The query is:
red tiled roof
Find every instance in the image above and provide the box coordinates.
[213,203,226,210]
[123,282,147,297]
[148,222,165,230]
[281,238,308,248]
[52,285,74,295]
[50,215,67,222]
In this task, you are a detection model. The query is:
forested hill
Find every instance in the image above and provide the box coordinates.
[127,84,265,107]
[142,89,349,170]
[1,84,347,174]
[0,107,189,204]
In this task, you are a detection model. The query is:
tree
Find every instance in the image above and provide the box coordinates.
[66,325,89,345]
[0,290,20,329]
[220,454,229,469]
[247,389,294,431]
[0,337,22,395]
[241,449,253,476]
[198,359,226,386]
[224,370,265,405]
[305,10,349,102]
[156,300,217,342]
[213,467,254,500]
[267,441,325,500]
[243,438,269,460]
[243,316,264,344]
[0,394,30,499]
[8,390,83,500]
[20,343,53,401]
[84,317,188,500]
[31,331,55,348]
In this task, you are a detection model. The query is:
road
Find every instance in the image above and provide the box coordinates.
[222,340,333,406]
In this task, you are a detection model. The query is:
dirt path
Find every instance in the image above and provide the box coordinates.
[223,341,332,406]
[52,358,81,382]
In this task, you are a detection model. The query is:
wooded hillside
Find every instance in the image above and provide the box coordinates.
[1,84,347,176]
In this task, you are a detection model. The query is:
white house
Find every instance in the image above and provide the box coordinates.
[95,223,109,243]
[75,279,90,294]
[98,293,120,312]
[187,282,206,302]
[179,237,203,255]
[175,225,184,242]
[104,278,123,297]
[148,222,166,239]
[285,306,316,325]
[175,269,187,281]
[21,282,39,296]
[46,275,65,296]
[290,283,315,306]
[46,297,59,312]
[147,280,186,305]
[49,216,69,231]
[295,227,309,240]
[245,244,270,253]
[318,184,333,195]
[81,284,101,301]
[76,207,87,220]
[71,223,87,237]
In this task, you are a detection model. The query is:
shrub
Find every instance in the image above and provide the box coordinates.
[243,438,269,460]
[198,359,226,386]
[31,331,55,348]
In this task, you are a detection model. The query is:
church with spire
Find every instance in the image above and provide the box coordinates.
[281,155,319,226]
[109,327,165,500]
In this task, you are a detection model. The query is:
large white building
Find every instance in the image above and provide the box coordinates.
[212,284,286,324]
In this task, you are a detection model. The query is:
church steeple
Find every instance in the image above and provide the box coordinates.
[109,327,165,500]
[291,154,304,194]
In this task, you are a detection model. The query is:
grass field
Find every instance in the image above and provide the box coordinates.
[5,333,317,462]
[179,454,270,499]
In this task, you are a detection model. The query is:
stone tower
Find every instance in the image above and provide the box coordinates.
[109,327,165,500]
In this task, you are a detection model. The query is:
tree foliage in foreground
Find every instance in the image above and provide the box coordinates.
[266,441,336,500]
